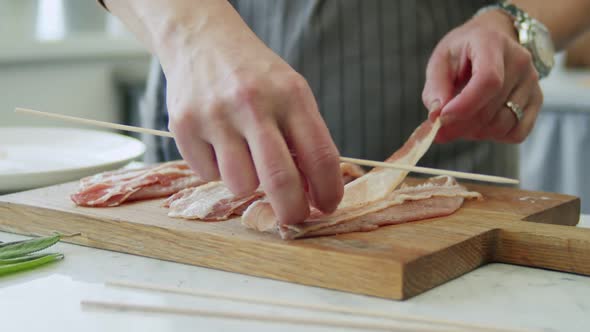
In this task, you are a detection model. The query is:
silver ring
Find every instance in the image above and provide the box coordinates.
[506,101,524,122]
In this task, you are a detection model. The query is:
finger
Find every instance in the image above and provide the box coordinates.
[434,118,473,143]
[466,69,522,139]
[282,94,343,214]
[472,46,537,140]
[169,109,220,180]
[422,46,460,119]
[246,121,309,225]
[440,39,505,124]
[444,72,518,141]
[210,129,259,196]
[480,99,519,140]
[478,75,537,141]
[439,41,531,142]
[174,131,220,181]
[502,85,543,143]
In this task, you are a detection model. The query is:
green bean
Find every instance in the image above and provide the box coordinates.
[0,234,61,259]
[0,253,64,276]
[0,238,27,249]
[0,252,55,265]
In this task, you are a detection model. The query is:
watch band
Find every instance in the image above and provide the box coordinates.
[476,1,525,20]
[475,1,554,79]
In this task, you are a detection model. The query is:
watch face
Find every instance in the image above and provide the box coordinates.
[533,25,555,67]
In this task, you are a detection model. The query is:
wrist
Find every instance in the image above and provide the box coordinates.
[474,2,555,79]
[152,0,236,72]
[472,9,519,43]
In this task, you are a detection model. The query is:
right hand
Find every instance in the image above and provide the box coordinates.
[160,11,343,225]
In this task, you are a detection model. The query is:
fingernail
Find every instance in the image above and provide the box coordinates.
[428,100,441,114]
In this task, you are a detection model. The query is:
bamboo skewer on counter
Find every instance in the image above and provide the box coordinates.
[82,299,538,332]
[102,279,534,332]
[81,300,456,332]
[15,107,519,185]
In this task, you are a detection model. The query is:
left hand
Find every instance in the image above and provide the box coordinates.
[422,9,544,144]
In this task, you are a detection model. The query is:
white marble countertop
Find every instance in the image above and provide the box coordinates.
[1,216,589,332]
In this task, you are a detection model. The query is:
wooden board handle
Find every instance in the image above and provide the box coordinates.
[494,220,590,275]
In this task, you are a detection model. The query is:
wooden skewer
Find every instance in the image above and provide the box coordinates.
[81,300,530,332]
[105,280,533,332]
[80,300,431,332]
[15,107,175,138]
[15,107,519,185]
[339,157,518,184]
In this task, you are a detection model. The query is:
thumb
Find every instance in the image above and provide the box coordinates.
[422,47,458,121]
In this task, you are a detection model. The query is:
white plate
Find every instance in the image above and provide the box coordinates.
[0,127,145,193]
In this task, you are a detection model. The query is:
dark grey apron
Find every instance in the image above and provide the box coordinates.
[145,0,518,178]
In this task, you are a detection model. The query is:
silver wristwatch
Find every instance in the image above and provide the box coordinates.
[476,1,555,79]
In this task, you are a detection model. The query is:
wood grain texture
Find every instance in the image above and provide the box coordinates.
[0,179,586,300]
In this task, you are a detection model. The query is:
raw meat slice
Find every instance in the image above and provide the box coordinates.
[279,176,482,239]
[71,161,204,207]
[241,200,279,232]
[165,161,367,221]
[165,181,264,221]
[241,118,443,235]
[340,162,366,184]
[338,118,441,209]
[293,197,465,237]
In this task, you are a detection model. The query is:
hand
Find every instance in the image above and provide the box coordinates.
[160,9,343,225]
[422,10,544,143]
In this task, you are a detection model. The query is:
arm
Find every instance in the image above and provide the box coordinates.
[102,0,344,224]
[422,0,590,144]
[103,0,261,67]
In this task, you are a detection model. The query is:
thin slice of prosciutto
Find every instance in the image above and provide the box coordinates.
[338,118,441,209]
[71,161,204,207]
[278,175,482,239]
[241,118,443,235]
[163,162,367,221]
[340,162,366,185]
[164,181,264,221]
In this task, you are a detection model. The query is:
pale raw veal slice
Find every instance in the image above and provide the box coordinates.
[164,181,264,221]
[242,118,453,238]
[279,175,482,239]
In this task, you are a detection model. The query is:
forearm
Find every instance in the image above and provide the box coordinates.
[512,0,590,50]
[103,0,258,70]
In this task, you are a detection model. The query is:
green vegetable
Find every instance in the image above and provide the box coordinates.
[0,253,64,276]
[0,252,57,265]
[0,233,74,277]
[0,234,61,259]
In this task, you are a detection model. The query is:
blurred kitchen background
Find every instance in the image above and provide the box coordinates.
[0,0,150,133]
[1,0,590,212]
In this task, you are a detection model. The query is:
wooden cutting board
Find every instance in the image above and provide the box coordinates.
[0,179,589,300]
